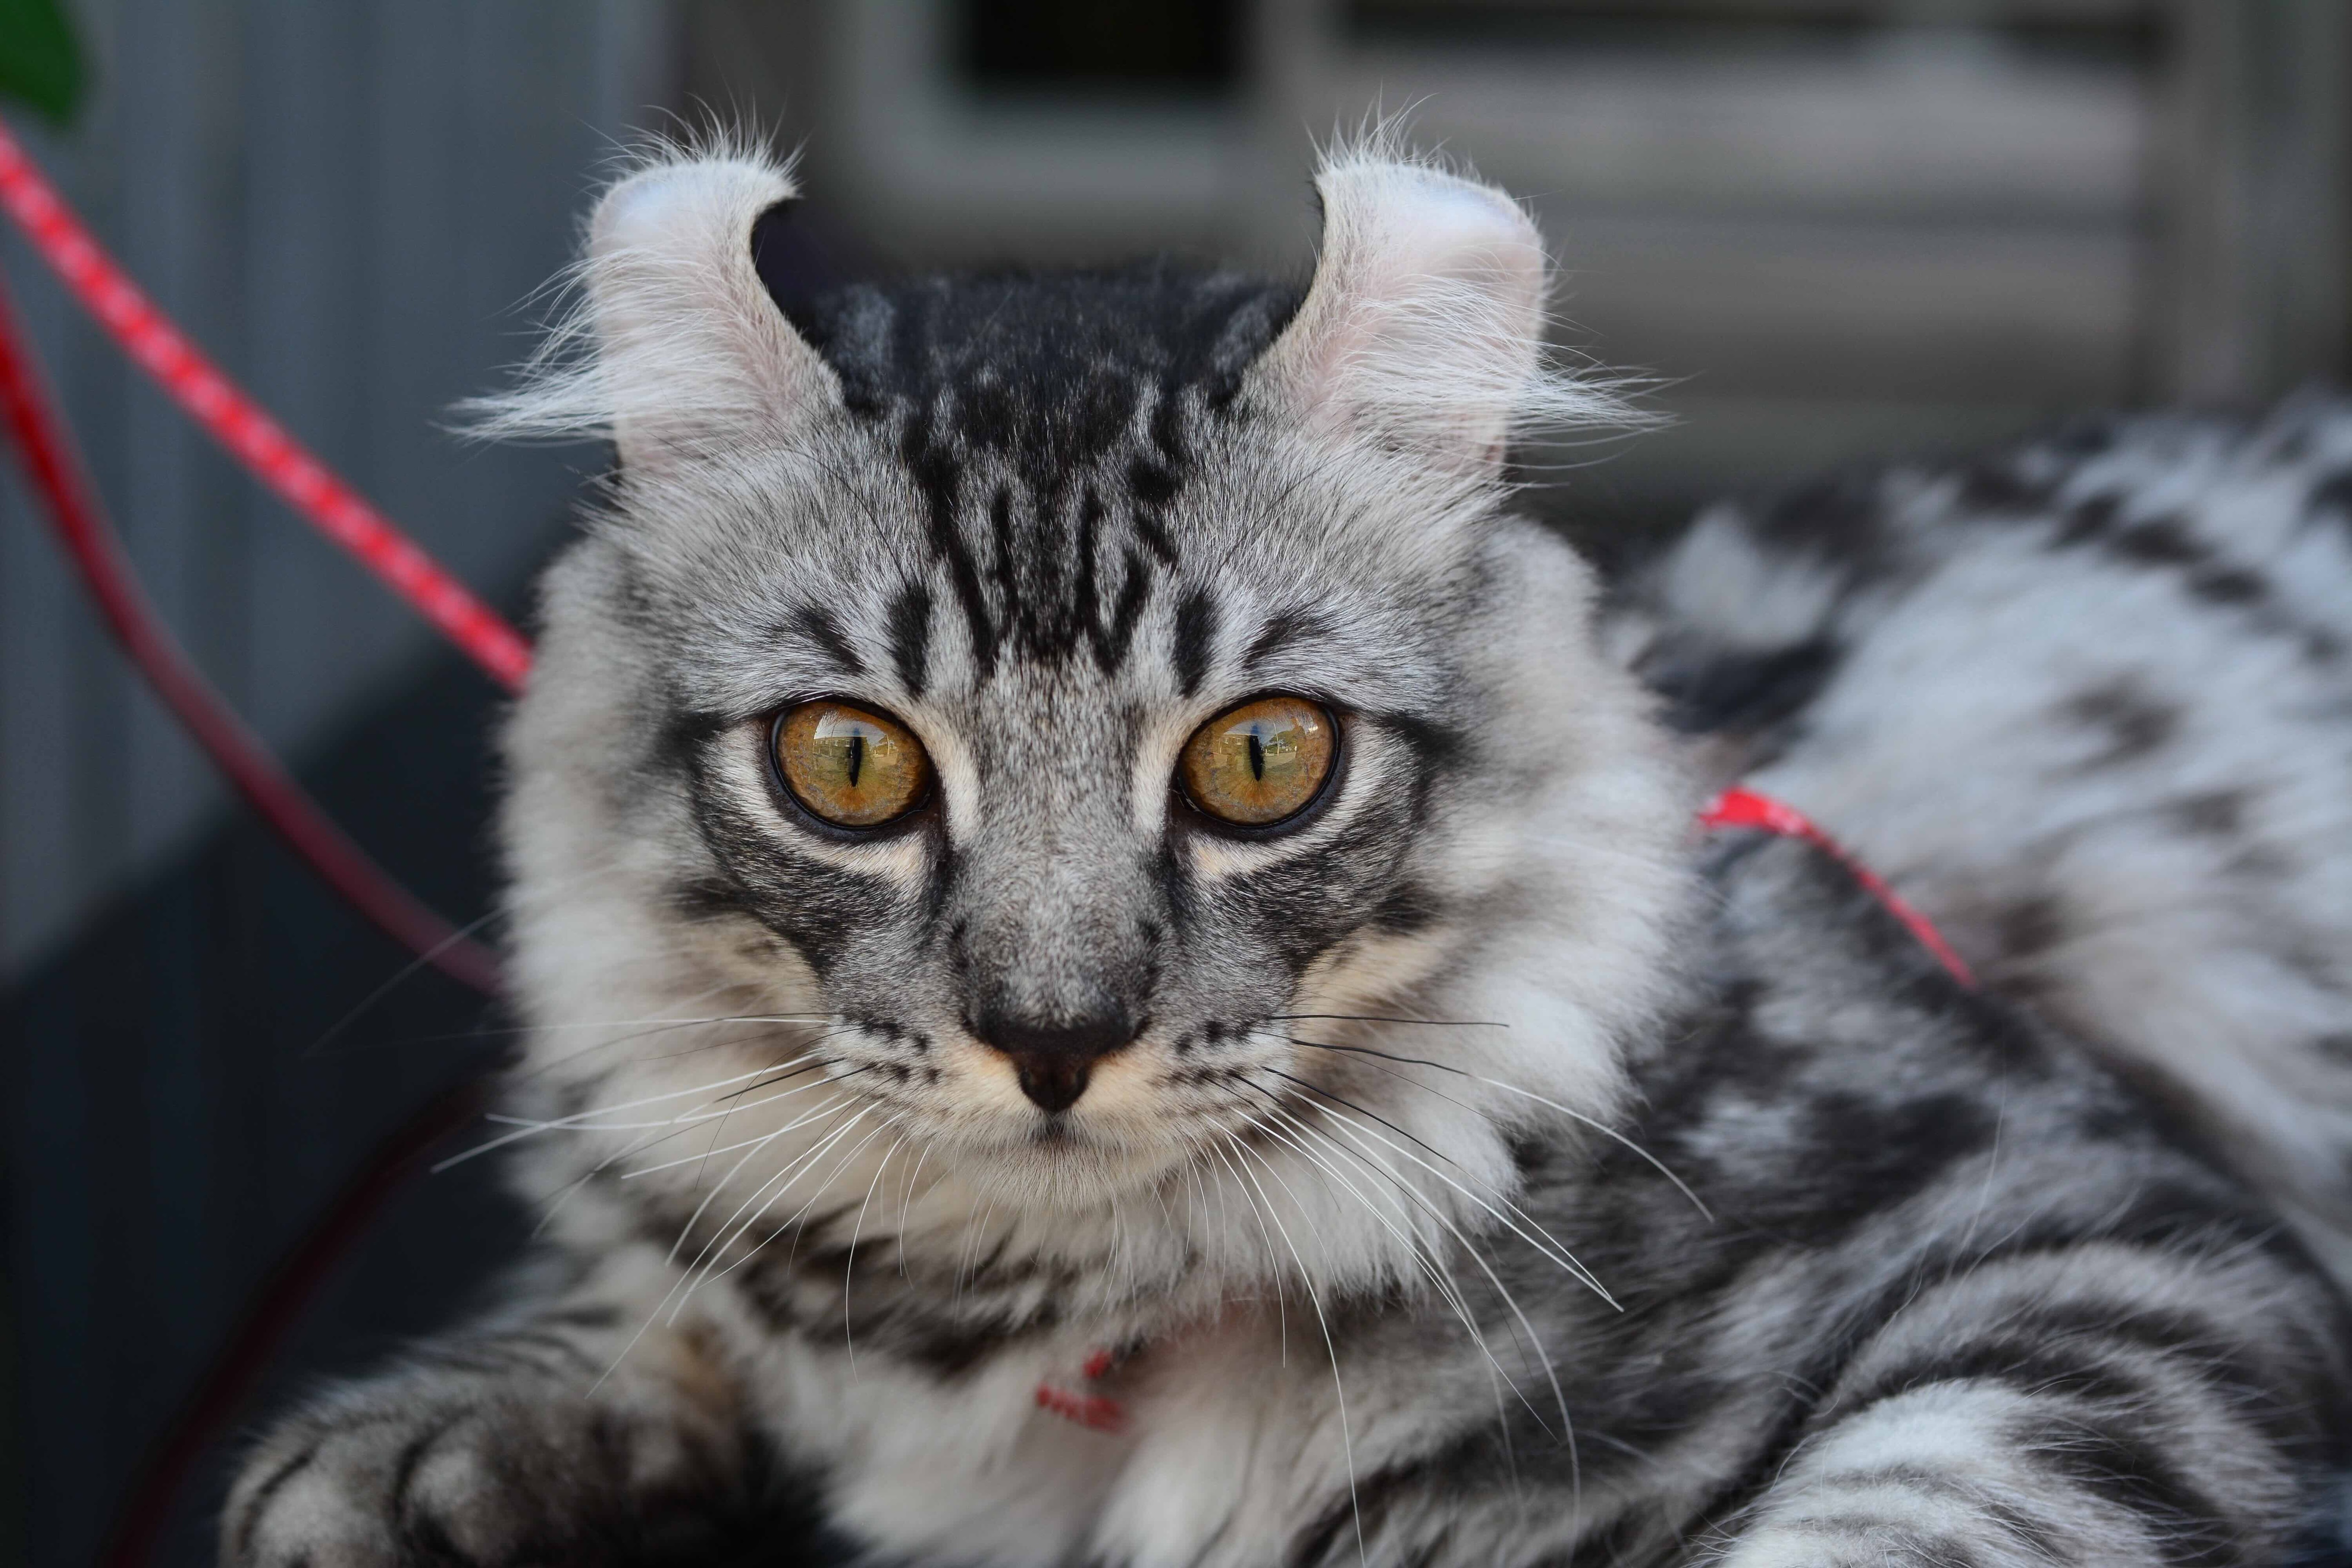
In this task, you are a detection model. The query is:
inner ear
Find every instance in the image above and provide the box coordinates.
[751,201,857,341]
[582,153,848,475]
[1251,150,1630,478]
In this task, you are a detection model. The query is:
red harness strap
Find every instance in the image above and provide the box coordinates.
[1033,788,1974,1432]
[1036,1347,1129,1433]
[1698,787,1976,987]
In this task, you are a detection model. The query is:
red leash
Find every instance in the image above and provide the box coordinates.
[1035,790,1977,1432]
[0,120,532,692]
[0,270,502,995]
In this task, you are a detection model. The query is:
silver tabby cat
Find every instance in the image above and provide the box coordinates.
[225,137,2352,1568]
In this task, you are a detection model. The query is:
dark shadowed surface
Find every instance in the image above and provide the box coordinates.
[1,562,876,1568]
[2,639,526,1568]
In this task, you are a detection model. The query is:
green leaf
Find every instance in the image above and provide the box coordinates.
[0,0,81,125]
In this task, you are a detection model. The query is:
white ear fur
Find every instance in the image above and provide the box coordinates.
[466,144,840,470]
[1255,149,1629,474]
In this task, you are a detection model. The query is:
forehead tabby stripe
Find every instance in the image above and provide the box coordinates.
[1172,588,1217,698]
[889,443,1178,685]
[1097,551,1153,674]
[784,604,864,677]
[888,583,932,698]
[1244,606,1331,671]
[902,419,1000,680]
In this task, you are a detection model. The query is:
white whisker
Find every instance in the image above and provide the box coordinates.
[842,1130,908,1377]
[435,1059,818,1170]
[1257,1080,1581,1477]
[1274,1032,1712,1222]
[671,1104,880,1322]
[628,1094,859,1182]
[591,1096,859,1392]
[1244,1100,1558,1438]
[896,1138,934,1281]
[1245,1094,1567,1443]
[1223,1132,1367,1568]
[1207,1136,1288,1360]
[1265,1078,1615,1306]
[660,1095,858,1266]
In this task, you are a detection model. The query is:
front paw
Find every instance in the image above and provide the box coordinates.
[224,1382,744,1567]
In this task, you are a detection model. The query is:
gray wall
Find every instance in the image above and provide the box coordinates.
[0,0,675,980]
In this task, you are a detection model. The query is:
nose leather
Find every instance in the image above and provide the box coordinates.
[1009,1055,1091,1115]
[975,1011,1136,1114]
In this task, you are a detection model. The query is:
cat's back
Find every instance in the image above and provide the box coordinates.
[1614,398,2352,1278]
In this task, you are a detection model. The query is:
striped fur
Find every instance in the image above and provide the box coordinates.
[224,140,2352,1568]
[1615,402,2352,1283]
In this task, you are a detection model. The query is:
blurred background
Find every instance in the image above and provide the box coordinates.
[1,2,2346,1564]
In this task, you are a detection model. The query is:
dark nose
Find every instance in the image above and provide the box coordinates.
[973,1008,1137,1114]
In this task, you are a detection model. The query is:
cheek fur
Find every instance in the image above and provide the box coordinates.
[1294,926,1460,1021]
[1128,709,1194,837]
[915,719,986,845]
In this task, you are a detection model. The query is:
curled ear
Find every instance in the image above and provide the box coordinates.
[467,146,842,471]
[1253,148,1627,476]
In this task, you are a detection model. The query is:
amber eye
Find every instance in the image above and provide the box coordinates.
[1178,695,1337,828]
[772,700,932,829]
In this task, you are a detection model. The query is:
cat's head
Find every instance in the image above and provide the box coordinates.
[489,137,1690,1291]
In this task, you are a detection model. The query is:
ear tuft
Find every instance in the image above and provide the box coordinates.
[462,133,840,470]
[1254,141,1643,476]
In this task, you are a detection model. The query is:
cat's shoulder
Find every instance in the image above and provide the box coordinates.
[1610,831,2253,1234]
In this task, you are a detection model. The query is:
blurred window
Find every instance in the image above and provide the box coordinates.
[1349,0,2154,61]
[699,0,2350,525]
[959,0,1244,96]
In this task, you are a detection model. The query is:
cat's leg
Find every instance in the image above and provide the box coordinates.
[1706,1246,2344,1568]
[222,1257,761,1568]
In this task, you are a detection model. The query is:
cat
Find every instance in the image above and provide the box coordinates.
[222,135,2352,1568]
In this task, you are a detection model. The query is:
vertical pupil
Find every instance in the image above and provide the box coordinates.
[847,730,866,788]
[1246,727,1265,781]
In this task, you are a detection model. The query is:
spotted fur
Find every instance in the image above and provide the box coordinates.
[225,137,2352,1568]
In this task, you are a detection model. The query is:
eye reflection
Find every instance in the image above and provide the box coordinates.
[773,700,931,828]
[1179,696,1336,827]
